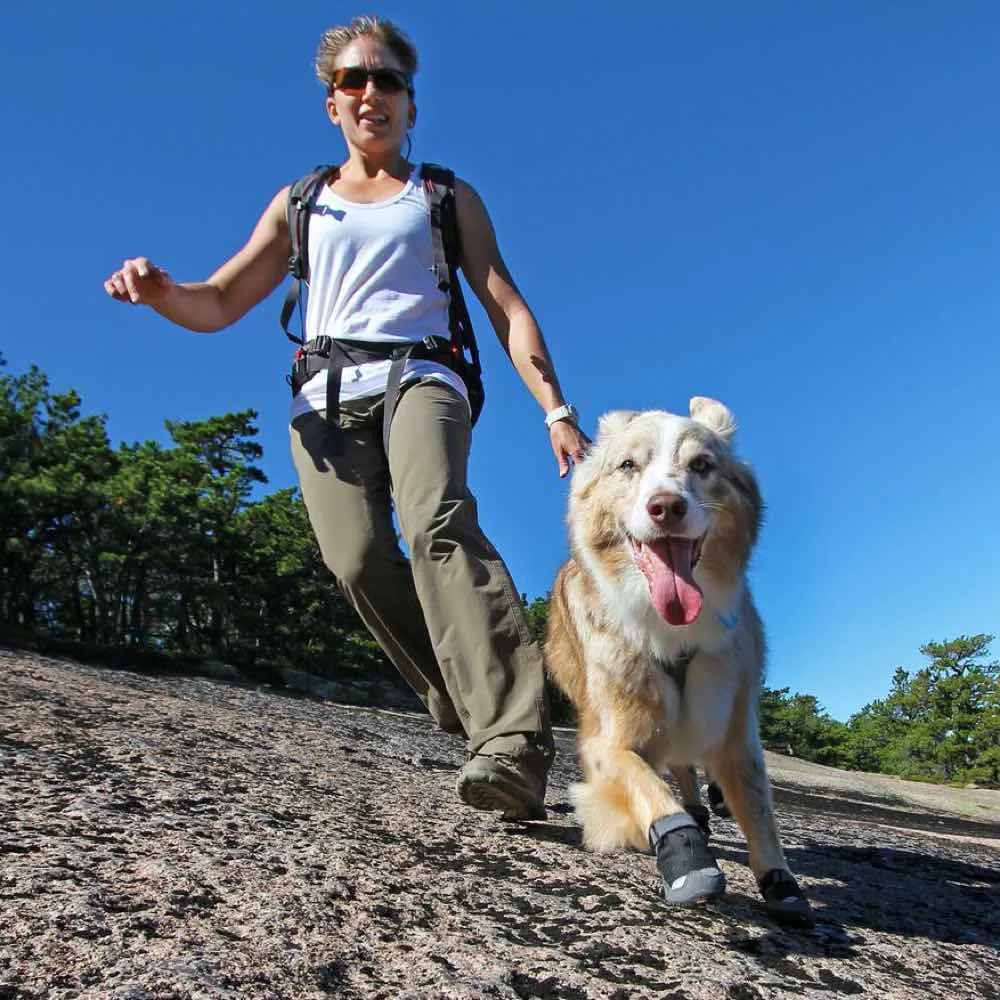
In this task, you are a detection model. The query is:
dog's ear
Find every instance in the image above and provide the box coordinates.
[596,410,640,441]
[689,396,737,442]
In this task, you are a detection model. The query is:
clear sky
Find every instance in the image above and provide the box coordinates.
[2,2,997,721]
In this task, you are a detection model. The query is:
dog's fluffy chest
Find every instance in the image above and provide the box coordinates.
[579,568,747,763]
[595,636,740,765]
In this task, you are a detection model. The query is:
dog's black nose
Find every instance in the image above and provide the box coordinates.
[647,493,687,523]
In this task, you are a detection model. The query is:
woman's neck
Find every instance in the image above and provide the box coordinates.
[340,148,410,182]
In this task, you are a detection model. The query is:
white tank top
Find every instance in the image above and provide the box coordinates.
[289,165,469,421]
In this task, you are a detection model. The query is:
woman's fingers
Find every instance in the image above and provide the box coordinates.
[549,422,590,478]
[105,257,171,303]
[123,262,142,302]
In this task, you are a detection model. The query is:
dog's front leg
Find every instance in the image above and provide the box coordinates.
[586,740,683,837]
[707,702,814,926]
[583,739,725,905]
[707,731,785,876]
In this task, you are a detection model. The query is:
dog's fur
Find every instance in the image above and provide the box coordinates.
[546,398,795,887]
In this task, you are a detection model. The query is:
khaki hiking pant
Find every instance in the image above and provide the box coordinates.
[289,379,553,769]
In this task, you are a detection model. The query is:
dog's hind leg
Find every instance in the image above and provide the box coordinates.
[670,766,711,838]
[705,775,731,818]
[672,765,700,805]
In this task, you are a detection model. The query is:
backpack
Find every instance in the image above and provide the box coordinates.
[279,162,485,452]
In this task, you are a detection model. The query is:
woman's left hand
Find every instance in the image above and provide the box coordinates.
[549,421,591,478]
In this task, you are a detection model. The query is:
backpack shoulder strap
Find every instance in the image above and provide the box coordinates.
[419,162,481,376]
[419,162,457,292]
[280,165,334,345]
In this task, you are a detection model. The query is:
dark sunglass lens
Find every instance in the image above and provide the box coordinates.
[373,69,407,93]
[335,67,369,91]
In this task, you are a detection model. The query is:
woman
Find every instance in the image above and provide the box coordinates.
[104,16,588,821]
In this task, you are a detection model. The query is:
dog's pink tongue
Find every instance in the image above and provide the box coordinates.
[639,538,703,626]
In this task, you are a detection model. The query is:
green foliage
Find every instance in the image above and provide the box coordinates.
[522,594,550,645]
[520,593,575,726]
[757,686,848,766]
[844,634,999,784]
[0,358,379,682]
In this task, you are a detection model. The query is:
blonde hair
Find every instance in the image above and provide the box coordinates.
[315,15,418,90]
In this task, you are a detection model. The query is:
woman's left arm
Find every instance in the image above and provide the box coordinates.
[455,178,589,476]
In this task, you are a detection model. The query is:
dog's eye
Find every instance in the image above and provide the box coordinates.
[619,458,636,473]
[689,455,715,476]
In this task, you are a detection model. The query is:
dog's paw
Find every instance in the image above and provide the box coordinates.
[758,868,815,928]
[650,812,726,905]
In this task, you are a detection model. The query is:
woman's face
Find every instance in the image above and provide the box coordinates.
[326,36,414,155]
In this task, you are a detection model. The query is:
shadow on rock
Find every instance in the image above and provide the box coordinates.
[783,844,999,948]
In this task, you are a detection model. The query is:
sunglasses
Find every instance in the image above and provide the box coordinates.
[331,66,412,96]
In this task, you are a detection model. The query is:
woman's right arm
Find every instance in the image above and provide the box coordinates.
[103,185,292,333]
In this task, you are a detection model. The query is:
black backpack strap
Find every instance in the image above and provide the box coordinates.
[280,166,335,346]
[289,336,453,455]
[419,162,484,423]
[420,162,453,296]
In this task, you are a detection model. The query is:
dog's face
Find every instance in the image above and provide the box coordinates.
[569,397,762,627]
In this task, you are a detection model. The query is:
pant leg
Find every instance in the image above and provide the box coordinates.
[288,406,462,734]
[386,380,553,760]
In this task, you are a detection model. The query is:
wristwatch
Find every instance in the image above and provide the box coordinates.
[544,403,579,428]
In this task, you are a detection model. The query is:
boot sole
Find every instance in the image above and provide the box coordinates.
[456,774,546,821]
[663,866,727,905]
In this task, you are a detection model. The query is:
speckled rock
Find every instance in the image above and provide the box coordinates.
[1,649,997,1000]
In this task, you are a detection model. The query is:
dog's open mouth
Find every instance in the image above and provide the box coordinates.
[630,535,704,626]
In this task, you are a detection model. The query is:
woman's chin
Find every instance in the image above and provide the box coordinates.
[353,129,404,153]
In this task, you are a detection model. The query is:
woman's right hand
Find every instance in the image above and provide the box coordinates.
[104,257,174,306]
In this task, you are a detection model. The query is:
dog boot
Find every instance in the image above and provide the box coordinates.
[706,781,731,818]
[649,812,726,905]
[758,868,815,928]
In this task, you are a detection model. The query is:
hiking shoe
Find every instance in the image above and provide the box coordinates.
[649,812,726,905]
[456,753,547,821]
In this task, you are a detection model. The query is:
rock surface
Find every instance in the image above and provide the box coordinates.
[2,648,998,1000]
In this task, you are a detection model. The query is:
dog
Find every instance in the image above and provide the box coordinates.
[545,397,813,926]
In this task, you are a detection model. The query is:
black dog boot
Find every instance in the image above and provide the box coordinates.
[758,868,815,928]
[706,781,731,818]
[649,812,726,905]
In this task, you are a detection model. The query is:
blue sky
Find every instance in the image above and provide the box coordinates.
[2,2,998,721]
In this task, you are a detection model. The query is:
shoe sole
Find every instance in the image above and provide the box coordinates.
[663,866,727,905]
[456,774,546,821]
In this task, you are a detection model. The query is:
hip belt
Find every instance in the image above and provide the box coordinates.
[289,335,456,454]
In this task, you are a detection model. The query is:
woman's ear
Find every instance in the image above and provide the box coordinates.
[326,94,340,126]
[408,101,417,128]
